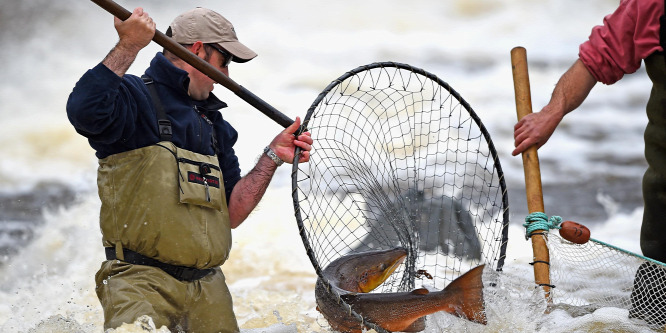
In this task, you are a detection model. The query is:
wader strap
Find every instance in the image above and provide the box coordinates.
[142,76,173,141]
[105,247,213,282]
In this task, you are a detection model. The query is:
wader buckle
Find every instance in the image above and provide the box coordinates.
[158,120,173,140]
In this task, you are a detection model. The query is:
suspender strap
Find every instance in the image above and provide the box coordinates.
[142,76,173,141]
[141,76,220,154]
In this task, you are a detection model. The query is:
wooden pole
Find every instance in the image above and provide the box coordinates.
[510,47,552,302]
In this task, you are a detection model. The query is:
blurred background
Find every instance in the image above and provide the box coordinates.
[0,0,651,331]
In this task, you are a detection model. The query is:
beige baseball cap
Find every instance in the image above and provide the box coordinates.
[167,7,257,63]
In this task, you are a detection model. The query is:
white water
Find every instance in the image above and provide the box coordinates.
[0,0,655,331]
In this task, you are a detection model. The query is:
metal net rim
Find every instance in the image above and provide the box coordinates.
[290,61,510,332]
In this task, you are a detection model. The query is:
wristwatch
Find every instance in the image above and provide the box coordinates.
[264,146,284,166]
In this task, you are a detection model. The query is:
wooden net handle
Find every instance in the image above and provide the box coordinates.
[511,46,552,301]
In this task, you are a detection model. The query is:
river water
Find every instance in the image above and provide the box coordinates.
[0,0,655,332]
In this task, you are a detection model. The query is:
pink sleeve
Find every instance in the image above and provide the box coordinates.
[579,0,663,85]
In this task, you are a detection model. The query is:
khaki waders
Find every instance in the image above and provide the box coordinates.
[95,142,238,332]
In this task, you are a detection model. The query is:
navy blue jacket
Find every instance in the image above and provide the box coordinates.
[67,52,241,200]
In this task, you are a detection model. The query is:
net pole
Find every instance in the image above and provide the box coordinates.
[510,47,553,302]
[89,0,294,129]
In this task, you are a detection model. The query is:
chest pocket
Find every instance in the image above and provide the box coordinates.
[176,146,225,211]
[157,142,225,211]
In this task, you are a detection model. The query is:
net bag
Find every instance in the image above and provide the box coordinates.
[537,226,666,329]
[291,62,509,331]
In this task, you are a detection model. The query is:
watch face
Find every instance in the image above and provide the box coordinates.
[265,147,283,166]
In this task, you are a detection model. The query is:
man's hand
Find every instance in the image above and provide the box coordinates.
[102,7,156,77]
[512,59,597,156]
[114,7,156,54]
[269,117,313,164]
[512,107,563,156]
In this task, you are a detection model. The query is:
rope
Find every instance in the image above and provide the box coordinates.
[523,212,562,240]
[524,212,666,266]
[589,237,666,267]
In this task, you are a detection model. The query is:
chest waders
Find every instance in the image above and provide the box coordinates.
[628,5,666,327]
[98,77,232,275]
[641,26,666,264]
[95,77,240,332]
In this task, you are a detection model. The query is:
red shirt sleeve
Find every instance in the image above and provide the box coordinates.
[579,0,663,85]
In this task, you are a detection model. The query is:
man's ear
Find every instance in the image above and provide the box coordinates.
[191,41,205,57]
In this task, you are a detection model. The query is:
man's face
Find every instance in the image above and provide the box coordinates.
[186,44,230,101]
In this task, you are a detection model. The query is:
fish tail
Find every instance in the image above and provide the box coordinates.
[442,264,487,324]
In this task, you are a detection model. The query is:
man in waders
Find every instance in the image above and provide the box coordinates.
[66,7,313,332]
[512,0,666,327]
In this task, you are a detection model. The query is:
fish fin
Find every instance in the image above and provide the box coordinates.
[402,317,427,332]
[443,264,487,325]
[316,305,320,312]
[411,288,430,295]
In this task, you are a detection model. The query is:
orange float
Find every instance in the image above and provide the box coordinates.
[559,221,591,244]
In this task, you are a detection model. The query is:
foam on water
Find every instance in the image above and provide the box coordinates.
[0,188,652,332]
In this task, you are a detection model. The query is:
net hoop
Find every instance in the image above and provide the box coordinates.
[291,62,510,332]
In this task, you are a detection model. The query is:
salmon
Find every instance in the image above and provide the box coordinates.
[315,248,486,332]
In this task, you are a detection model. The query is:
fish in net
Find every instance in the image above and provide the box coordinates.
[290,62,509,331]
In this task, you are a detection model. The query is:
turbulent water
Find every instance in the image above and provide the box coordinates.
[0,0,656,332]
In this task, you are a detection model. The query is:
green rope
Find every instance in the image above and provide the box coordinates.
[588,238,666,267]
[523,212,562,240]
[523,213,666,268]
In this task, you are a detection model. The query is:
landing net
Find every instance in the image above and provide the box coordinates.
[291,62,509,331]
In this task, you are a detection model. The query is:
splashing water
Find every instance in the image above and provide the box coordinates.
[0,0,655,331]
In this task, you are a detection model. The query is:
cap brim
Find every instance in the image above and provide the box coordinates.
[219,41,257,63]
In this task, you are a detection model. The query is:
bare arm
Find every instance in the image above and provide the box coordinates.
[227,117,313,228]
[102,7,156,77]
[512,59,597,156]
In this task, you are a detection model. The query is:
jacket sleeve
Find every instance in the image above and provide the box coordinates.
[579,0,663,84]
[216,119,241,203]
[66,63,147,144]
